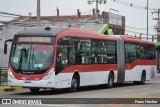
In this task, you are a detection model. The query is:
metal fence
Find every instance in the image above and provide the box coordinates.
[0,67,8,86]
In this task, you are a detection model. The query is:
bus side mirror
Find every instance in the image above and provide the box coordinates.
[4,39,13,54]
[4,44,7,54]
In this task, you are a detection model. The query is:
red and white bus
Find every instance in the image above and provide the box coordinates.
[4,26,156,92]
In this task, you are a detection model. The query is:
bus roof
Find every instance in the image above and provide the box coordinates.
[16,26,117,41]
[15,27,154,45]
[120,35,154,45]
[58,27,117,41]
[16,26,68,36]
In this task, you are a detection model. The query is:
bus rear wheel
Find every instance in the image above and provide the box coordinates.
[30,88,40,93]
[140,72,146,85]
[133,71,146,85]
[70,75,79,92]
[107,72,114,88]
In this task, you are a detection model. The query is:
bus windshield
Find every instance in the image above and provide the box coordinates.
[10,44,54,74]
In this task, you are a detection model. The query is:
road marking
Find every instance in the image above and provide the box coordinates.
[121,91,160,98]
[150,81,160,83]
[120,88,148,92]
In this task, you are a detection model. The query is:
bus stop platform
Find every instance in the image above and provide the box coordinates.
[0,86,23,92]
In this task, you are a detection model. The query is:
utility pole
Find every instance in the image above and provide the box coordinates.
[151,9,160,73]
[87,0,107,21]
[152,9,160,41]
[158,9,160,35]
[37,0,40,26]
[147,0,149,41]
[96,0,98,21]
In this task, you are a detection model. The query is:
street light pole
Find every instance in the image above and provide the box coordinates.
[37,0,40,26]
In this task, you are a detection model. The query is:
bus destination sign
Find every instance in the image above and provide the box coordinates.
[18,37,52,43]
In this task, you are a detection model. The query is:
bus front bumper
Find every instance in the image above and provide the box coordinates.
[8,78,57,88]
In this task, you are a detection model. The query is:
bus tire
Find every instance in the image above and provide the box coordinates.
[70,74,79,92]
[107,72,114,88]
[30,88,40,93]
[133,71,146,85]
[139,71,146,85]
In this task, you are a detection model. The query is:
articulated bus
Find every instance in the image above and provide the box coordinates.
[4,26,156,93]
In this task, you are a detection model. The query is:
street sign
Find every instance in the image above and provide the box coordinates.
[109,13,122,26]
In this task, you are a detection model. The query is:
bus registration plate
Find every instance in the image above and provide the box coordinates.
[24,80,31,83]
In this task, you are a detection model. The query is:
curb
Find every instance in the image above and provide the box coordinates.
[0,87,24,92]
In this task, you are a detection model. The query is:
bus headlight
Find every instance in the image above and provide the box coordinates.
[42,69,54,80]
[9,68,15,79]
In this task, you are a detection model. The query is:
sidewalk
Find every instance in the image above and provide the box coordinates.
[0,86,23,92]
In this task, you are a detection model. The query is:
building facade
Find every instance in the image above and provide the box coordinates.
[0,10,125,67]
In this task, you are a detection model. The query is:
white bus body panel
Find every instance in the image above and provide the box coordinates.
[125,65,156,82]
[91,70,118,85]
[8,70,118,89]
[91,71,109,85]
[125,66,142,81]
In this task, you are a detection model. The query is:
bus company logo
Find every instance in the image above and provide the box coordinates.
[2,99,11,104]
[26,75,30,80]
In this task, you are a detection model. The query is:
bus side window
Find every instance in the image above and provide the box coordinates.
[68,38,75,65]
[144,45,155,60]
[100,41,107,64]
[75,38,82,64]
[125,43,136,63]
[106,41,116,64]
[152,46,156,59]
[91,40,100,64]
[140,45,145,59]
[75,38,91,64]
[136,44,141,59]
[56,37,75,75]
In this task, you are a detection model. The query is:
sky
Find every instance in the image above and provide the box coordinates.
[0,0,160,37]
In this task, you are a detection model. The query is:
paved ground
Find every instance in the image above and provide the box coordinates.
[0,74,160,107]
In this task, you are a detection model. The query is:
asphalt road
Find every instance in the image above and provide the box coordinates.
[0,74,160,107]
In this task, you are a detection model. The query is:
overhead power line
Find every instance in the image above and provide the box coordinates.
[110,0,156,10]
[0,15,17,18]
[126,25,153,30]
[81,10,93,15]
[0,11,22,17]
[125,29,155,36]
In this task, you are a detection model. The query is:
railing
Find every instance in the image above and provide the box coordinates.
[0,48,10,67]
[0,67,8,86]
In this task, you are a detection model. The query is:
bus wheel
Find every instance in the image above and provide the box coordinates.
[107,72,114,88]
[140,71,146,85]
[70,75,79,92]
[30,88,40,93]
[133,71,146,85]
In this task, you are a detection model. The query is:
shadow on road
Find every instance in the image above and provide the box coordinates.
[11,82,152,96]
